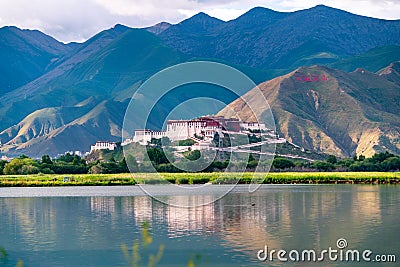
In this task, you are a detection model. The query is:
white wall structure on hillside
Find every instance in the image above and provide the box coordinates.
[165,117,223,141]
[239,122,267,131]
[128,116,271,146]
[90,141,117,153]
[131,129,167,144]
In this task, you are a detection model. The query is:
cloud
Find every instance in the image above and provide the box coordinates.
[0,0,399,43]
[275,0,400,19]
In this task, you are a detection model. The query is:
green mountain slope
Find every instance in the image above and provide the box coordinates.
[0,27,280,157]
[1,5,400,157]
[0,28,185,131]
[0,28,188,156]
[0,26,75,94]
[160,5,400,69]
[0,24,131,130]
[218,64,400,157]
[331,46,400,72]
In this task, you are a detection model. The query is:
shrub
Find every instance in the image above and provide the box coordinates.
[272,158,295,170]
[312,161,335,171]
[381,157,400,171]
[327,155,338,164]
[3,158,40,175]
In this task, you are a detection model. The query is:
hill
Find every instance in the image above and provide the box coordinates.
[331,46,400,72]
[1,5,400,157]
[378,61,400,85]
[218,64,400,157]
[160,5,400,69]
[0,28,261,156]
[0,26,75,94]
[0,28,278,157]
[0,28,187,156]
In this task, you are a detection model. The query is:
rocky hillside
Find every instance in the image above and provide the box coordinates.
[1,5,400,157]
[218,64,400,157]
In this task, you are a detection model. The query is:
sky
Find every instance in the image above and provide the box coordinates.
[0,0,399,43]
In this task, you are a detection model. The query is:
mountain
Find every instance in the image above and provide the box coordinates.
[0,24,132,131]
[0,26,76,94]
[156,12,225,56]
[146,22,171,35]
[218,64,400,157]
[160,5,400,69]
[0,25,273,156]
[331,46,400,72]
[0,28,188,156]
[1,100,127,157]
[378,61,400,85]
[1,5,400,157]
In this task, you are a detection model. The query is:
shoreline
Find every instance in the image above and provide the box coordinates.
[0,172,399,187]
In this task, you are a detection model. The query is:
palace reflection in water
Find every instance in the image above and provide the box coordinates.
[0,185,399,266]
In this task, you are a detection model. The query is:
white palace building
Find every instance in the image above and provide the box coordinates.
[90,141,117,153]
[128,116,267,145]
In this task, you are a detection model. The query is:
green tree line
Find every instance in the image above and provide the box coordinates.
[271,152,400,172]
[0,151,399,175]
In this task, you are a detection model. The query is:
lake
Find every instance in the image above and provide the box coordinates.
[0,185,399,266]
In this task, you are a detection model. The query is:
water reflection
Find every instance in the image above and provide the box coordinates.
[0,185,399,266]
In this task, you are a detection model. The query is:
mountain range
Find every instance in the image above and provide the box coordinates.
[0,5,399,157]
[218,65,400,157]
[159,5,400,69]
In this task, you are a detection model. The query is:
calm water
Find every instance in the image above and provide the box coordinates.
[0,185,399,266]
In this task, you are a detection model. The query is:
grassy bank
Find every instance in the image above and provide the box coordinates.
[0,172,399,187]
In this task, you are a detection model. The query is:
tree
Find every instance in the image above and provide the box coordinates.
[184,150,201,161]
[369,151,394,164]
[161,137,171,147]
[248,134,261,144]
[349,162,380,172]
[125,155,139,172]
[272,158,295,170]
[89,163,103,174]
[246,154,258,169]
[222,133,231,148]
[147,147,168,165]
[41,155,53,165]
[117,158,129,173]
[58,153,74,163]
[3,158,39,175]
[381,157,400,171]
[213,132,220,147]
[0,160,8,175]
[210,160,229,171]
[177,139,195,146]
[327,155,337,164]
[313,161,335,171]
[72,155,85,165]
[51,163,88,174]
[337,158,355,168]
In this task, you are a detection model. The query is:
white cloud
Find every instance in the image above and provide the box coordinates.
[199,8,247,21]
[0,0,399,43]
[95,0,194,16]
[274,0,400,20]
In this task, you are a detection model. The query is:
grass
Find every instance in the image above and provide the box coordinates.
[260,172,400,184]
[0,173,137,187]
[0,172,399,187]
